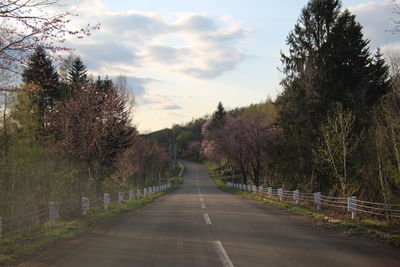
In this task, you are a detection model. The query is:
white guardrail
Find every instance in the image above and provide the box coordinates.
[177,162,185,177]
[0,183,172,239]
[226,182,400,220]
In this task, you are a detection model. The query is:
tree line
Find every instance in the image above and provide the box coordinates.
[0,49,167,216]
[156,0,399,203]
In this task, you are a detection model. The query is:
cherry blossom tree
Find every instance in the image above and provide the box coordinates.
[0,0,99,86]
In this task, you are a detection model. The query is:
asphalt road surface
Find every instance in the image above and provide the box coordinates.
[45,161,399,267]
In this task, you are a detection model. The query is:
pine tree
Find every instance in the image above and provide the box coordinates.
[322,10,390,126]
[22,46,60,112]
[95,75,113,92]
[214,102,226,121]
[210,101,226,129]
[277,0,390,189]
[68,57,89,93]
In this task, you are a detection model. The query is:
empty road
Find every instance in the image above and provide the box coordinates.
[42,161,399,267]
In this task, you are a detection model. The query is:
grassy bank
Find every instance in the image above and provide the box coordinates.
[213,177,400,248]
[0,176,183,265]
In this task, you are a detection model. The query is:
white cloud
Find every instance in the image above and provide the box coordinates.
[349,1,400,53]
[139,92,185,111]
[65,0,249,80]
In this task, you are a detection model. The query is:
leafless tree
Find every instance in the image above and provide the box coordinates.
[0,0,99,81]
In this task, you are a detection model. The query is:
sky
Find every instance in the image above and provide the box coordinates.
[63,0,400,132]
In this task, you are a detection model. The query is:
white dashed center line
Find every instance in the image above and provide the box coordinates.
[204,214,212,224]
[213,241,234,267]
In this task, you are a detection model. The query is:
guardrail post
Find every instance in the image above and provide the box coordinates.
[252,185,256,194]
[49,202,57,227]
[258,186,263,195]
[314,192,321,210]
[278,188,283,201]
[268,187,272,197]
[293,190,300,205]
[137,189,141,199]
[82,197,89,216]
[104,193,110,210]
[118,192,124,204]
[348,196,357,220]
[144,188,148,197]
[129,190,134,200]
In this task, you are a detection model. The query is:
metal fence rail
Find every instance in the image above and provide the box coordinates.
[226,182,400,220]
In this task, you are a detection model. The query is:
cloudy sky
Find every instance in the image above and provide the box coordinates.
[64,0,400,132]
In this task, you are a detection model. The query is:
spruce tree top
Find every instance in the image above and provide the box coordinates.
[22,46,60,109]
[214,101,226,121]
[68,57,88,91]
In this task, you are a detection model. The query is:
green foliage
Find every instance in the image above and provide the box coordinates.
[176,130,193,149]
[11,91,41,144]
[313,104,360,195]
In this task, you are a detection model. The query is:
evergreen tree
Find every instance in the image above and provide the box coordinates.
[214,101,226,121]
[323,10,390,126]
[22,46,60,113]
[277,0,390,189]
[209,101,226,130]
[68,57,89,93]
[95,75,113,92]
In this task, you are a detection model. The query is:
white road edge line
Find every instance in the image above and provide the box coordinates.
[213,240,234,267]
[201,203,206,209]
[200,198,204,202]
[204,214,211,224]
[197,179,202,194]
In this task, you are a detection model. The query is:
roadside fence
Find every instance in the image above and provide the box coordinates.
[226,182,400,221]
[0,183,172,239]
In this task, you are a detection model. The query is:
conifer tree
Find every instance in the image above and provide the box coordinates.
[22,46,60,113]
[95,75,113,92]
[214,101,226,121]
[277,0,390,188]
[210,101,226,129]
[68,57,89,93]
